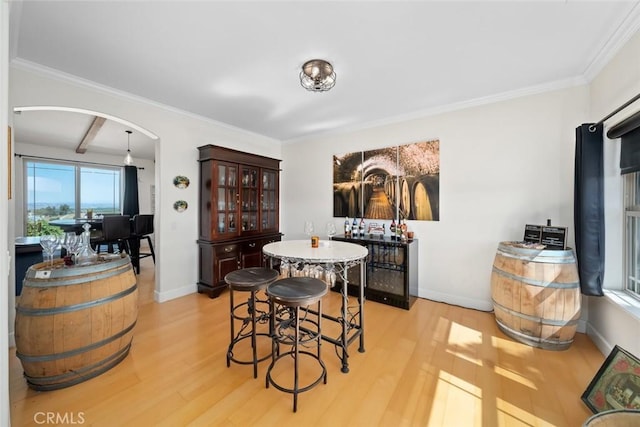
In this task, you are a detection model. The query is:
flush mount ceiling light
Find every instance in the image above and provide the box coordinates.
[300,59,336,92]
[124,130,134,165]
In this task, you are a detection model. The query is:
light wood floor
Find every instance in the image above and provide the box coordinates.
[9,259,605,426]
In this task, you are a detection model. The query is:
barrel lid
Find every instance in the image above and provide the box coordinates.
[25,254,131,280]
[498,241,576,263]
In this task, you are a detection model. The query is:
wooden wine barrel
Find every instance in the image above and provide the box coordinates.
[384,176,397,206]
[334,182,359,218]
[362,181,374,211]
[412,174,440,221]
[490,242,581,350]
[15,255,138,390]
[333,184,347,217]
[399,176,417,219]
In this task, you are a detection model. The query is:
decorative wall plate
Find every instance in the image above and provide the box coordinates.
[173,200,188,212]
[173,175,190,189]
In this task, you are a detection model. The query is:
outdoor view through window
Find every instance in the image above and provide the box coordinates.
[25,160,122,235]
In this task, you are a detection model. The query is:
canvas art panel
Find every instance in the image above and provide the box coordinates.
[333,139,439,221]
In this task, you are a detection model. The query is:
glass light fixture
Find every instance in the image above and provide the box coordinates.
[124,130,134,165]
[300,59,336,92]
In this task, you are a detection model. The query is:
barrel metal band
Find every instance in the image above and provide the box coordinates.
[492,266,579,289]
[496,250,575,264]
[24,344,132,391]
[16,283,137,316]
[16,320,136,363]
[24,264,131,287]
[492,299,579,326]
[495,319,574,346]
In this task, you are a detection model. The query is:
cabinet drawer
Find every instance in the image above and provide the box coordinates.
[241,240,260,253]
[215,244,239,256]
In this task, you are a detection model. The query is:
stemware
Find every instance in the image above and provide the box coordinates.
[62,232,77,257]
[65,235,82,265]
[304,221,315,237]
[326,222,336,240]
[39,235,59,267]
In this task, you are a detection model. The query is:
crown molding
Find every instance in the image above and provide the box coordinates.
[583,2,640,82]
[283,75,587,145]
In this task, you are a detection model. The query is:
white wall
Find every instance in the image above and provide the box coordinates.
[1,1,11,423]
[7,65,281,339]
[282,85,589,312]
[586,30,640,358]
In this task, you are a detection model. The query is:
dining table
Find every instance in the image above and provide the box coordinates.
[48,218,103,233]
[262,239,368,373]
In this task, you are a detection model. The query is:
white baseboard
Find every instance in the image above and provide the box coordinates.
[586,322,613,357]
[155,283,198,303]
[577,318,587,334]
[418,289,494,312]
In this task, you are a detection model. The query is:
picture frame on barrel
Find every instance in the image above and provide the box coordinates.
[581,345,640,413]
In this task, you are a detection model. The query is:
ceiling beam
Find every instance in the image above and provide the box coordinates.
[76,116,106,154]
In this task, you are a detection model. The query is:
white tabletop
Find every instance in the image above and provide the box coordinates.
[263,239,368,263]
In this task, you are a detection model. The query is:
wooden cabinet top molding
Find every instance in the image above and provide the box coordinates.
[198,145,281,169]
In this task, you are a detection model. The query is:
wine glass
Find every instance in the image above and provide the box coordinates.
[326,222,336,240]
[304,221,314,237]
[39,235,59,267]
[66,235,82,265]
[62,232,77,257]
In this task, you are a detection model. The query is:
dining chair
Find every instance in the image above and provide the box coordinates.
[130,214,155,274]
[94,215,131,255]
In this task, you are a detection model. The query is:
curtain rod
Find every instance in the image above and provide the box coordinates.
[590,92,640,132]
[14,153,145,170]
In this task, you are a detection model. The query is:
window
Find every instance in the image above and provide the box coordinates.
[624,171,640,299]
[24,159,122,234]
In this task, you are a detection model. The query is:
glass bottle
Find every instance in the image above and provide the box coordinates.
[75,222,98,265]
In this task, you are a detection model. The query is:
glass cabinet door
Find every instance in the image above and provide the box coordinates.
[216,163,238,235]
[240,166,259,232]
[261,169,278,231]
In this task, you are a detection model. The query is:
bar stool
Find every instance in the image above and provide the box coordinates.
[224,267,280,378]
[266,277,328,412]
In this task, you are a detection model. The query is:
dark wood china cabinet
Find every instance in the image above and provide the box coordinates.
[197,145,282,298]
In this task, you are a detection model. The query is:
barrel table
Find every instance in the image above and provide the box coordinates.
[14,255,138,391]
[490,241,581,350]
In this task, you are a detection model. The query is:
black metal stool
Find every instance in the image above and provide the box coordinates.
[224,267,280,378]
[266,276,328,412]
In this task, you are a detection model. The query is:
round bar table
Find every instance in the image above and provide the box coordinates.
[263,239,368,373]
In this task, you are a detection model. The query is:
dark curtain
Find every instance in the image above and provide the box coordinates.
[574,123,605,296]
[123,165,139,216]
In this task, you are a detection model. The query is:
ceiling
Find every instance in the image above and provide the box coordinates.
[9,1,640,160]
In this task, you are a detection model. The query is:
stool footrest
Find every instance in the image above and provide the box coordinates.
[265,351,327,394]
[227,333,273,367]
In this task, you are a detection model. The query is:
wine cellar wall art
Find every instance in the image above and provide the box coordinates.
[333,139,440,221]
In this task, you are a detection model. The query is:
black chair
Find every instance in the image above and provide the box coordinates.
[94,215,131,256]
[130,214,155,274]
